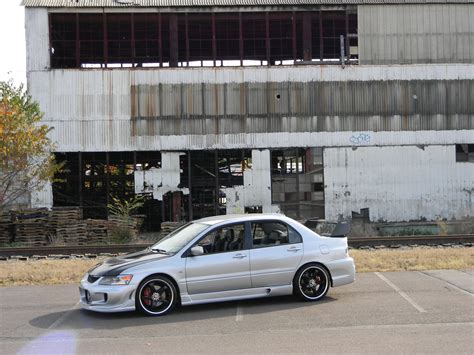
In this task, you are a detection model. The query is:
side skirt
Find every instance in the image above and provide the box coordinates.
[180,285,294,306]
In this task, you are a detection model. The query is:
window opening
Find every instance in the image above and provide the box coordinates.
[50,10,357,69]
[456,144,474,162]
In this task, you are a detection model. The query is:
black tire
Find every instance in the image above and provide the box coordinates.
[136,275,178,316]
[293,264,330,301]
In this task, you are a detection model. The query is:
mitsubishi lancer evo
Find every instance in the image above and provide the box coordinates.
[80,214,355,316]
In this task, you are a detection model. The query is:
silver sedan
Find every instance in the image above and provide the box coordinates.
[79,214,355,316]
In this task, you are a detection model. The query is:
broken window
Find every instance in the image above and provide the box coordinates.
[79,14,104,68]
[187,14,213,66]
[53,151,162,228]
[49,10,357,69]
[268,13,294,65]
[215,13,241,66]
[455,144,474,162]
[107,14,133,67]
[50,13,77,68]
[271,148,324,221]
[271,149,305,175]
[321,11,346,61]
[134,13,160,67]
[242,13,267,65]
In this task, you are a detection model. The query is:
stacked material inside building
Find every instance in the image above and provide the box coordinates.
[50,207,86,245]
[108,215,141,239]
[85,219,109,244]
[14,208,49,246]
[56,223,87,245]
[0,212,14,245]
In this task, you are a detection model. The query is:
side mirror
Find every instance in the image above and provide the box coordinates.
[190,246,204,256]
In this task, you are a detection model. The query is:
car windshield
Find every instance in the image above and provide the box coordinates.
[151,222,209,254]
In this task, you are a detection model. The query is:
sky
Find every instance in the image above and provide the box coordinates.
[0,1,26,86]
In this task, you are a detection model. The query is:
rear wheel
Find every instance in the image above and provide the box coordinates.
[293,264,330,301]
[136,275,177,316]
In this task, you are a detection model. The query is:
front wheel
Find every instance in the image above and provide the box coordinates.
[293,264,330,301]
[136,275,177,316]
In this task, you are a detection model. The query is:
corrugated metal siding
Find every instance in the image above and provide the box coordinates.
[27,66,474,151]
[130,80,474,135]
[324,145,474,222]
[25,8,49,72]
[358,4,474,64]
[22,0,474,8]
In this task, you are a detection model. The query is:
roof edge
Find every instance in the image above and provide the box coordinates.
[21,0,474,8]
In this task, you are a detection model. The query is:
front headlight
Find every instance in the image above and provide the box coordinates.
[99,275,133,285]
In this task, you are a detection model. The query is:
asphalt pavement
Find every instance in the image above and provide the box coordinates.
[0,270,473,354]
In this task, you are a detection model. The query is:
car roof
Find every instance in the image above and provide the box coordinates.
[194,213,289,226]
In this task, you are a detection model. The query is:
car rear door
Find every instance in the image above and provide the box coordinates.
[249,220,304,288]
[185,223,251,295]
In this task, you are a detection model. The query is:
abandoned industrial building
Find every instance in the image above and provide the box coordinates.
[23,0,474,231]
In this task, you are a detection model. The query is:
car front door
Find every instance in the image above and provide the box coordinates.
[249,220,304,287]
[185,223,251,295]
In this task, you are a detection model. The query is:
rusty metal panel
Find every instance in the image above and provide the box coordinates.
[268,82,289,116]
[225,83,246,116]
[161,84,181,117]
[358,4,474,64]
[182,83,203,117]
[132,84,161,118]
[290,82,311,116]
[203,83,225,117]
[247,82,267,116]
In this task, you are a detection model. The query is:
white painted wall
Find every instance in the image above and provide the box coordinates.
[30,181,53,209]
[324,145,474,222]
[134,152,189,200]
[226,149,280,214]
[25,8,49,73]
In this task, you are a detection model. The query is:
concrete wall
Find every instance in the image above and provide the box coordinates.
[134,152,189,200]
[226,149,280,214]
[324,145,474,222]
[358,4,474,64]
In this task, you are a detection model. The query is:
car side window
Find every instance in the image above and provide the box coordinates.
[289,226,303,244]
[251,221,300,248]
[196,223,245,255]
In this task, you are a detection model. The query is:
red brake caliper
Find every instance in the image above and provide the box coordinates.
[143,287,151,306]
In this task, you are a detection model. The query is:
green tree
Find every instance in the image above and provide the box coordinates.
[0,80,58,211]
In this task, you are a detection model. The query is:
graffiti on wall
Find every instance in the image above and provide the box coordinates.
[349,133,371,145]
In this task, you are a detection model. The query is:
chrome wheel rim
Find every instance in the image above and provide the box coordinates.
[139,279,174,315]
[298,266,328,300]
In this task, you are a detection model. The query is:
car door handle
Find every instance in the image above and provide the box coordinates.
[233,253,247,259]
[287,246,301,252]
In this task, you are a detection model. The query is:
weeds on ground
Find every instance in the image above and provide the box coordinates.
[0,248,472,286]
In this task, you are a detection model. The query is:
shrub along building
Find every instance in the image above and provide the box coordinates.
[23,0,474,230]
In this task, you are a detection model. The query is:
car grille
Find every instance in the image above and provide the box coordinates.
[87,274,100,284]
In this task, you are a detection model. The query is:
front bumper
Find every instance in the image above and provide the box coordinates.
[79,276,137,313]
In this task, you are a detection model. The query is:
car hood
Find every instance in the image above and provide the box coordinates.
[88,248,172,276]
